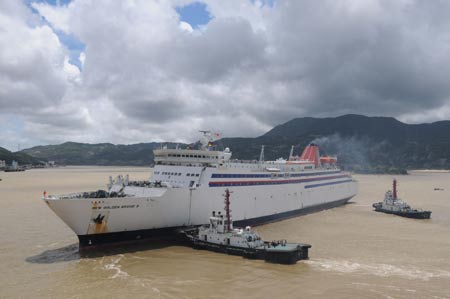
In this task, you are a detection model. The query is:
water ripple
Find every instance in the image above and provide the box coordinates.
[306,258,450,281]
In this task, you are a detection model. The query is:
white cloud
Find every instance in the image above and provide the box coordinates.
[63,56,81,83]
[79,52,85,66]
[179,21,193,33]
[31,2,70,33]
[398,105,450,124]
[1,0,450,151]
[0,1,68,113]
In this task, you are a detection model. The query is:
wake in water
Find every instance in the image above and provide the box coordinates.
[305,258,450,281]
[102,254,130,279]
[97,254,165,297]
[26,243,80,264]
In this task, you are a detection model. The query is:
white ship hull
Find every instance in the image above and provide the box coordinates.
[43,139,358,249]
[45,170,357,248]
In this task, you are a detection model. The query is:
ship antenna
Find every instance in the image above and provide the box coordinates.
[393,179,397,200]
[259,145,265,164]
[199,130,221,150]
[223,188,232,232]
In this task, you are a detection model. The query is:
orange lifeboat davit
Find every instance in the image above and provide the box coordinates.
[320,156,337,164]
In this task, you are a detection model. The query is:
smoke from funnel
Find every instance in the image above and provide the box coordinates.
[310,134,388,172]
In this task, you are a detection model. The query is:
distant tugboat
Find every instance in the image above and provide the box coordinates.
[372,179,431,219]
[184,189,311,265]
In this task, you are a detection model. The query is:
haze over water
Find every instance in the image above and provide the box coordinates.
[1,167,449,299]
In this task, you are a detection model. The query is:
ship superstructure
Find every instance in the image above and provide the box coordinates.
[44,131,358,249]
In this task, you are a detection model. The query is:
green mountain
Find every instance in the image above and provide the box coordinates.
[18,115,450,173]
[0,147,41,165]
[21,142,182,166]
[219,115,450,173]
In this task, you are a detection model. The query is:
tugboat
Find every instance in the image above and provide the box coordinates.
[184,189,311,265]
[372,179,431,219]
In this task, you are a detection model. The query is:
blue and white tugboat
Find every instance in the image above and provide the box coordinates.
[372,179,431,219]
[186,189,311,264]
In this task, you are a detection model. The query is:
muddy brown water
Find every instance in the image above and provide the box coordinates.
[1,167,449,298]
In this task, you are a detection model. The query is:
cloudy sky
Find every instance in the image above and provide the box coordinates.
[1,0,450,151]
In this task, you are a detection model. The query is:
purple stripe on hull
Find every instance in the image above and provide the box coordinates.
[304,179,354,189]
[208,174,350,187]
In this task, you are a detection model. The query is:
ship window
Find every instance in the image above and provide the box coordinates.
[195,174,199,177]
[186,173,190,176]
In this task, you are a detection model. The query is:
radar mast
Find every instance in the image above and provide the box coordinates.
[199,130,221,150]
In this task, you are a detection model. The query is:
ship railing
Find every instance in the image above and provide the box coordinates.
[50,192,86,200]
[50,190,131,200]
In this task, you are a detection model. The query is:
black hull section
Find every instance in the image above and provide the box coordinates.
[191,239,310,264]
[78,227,184,250]
[78,197,353,250]
[374,208,431,219]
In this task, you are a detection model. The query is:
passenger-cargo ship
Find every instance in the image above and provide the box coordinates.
[43,132,358,249]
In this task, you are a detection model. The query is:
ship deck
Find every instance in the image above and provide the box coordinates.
[264,243,311,252]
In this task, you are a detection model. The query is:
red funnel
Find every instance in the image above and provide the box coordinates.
[300,144,320,167]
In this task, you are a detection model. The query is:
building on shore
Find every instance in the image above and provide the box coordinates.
[0,160,5,169]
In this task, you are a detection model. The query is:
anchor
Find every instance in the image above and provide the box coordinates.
[93,214,105,224]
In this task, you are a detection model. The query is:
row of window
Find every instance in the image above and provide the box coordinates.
[166,153,220,159]
[153,170,341,179]
[211,170,341,179]
[212,173,271,179]
[209,181,292,187]
[153,171,200,177]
